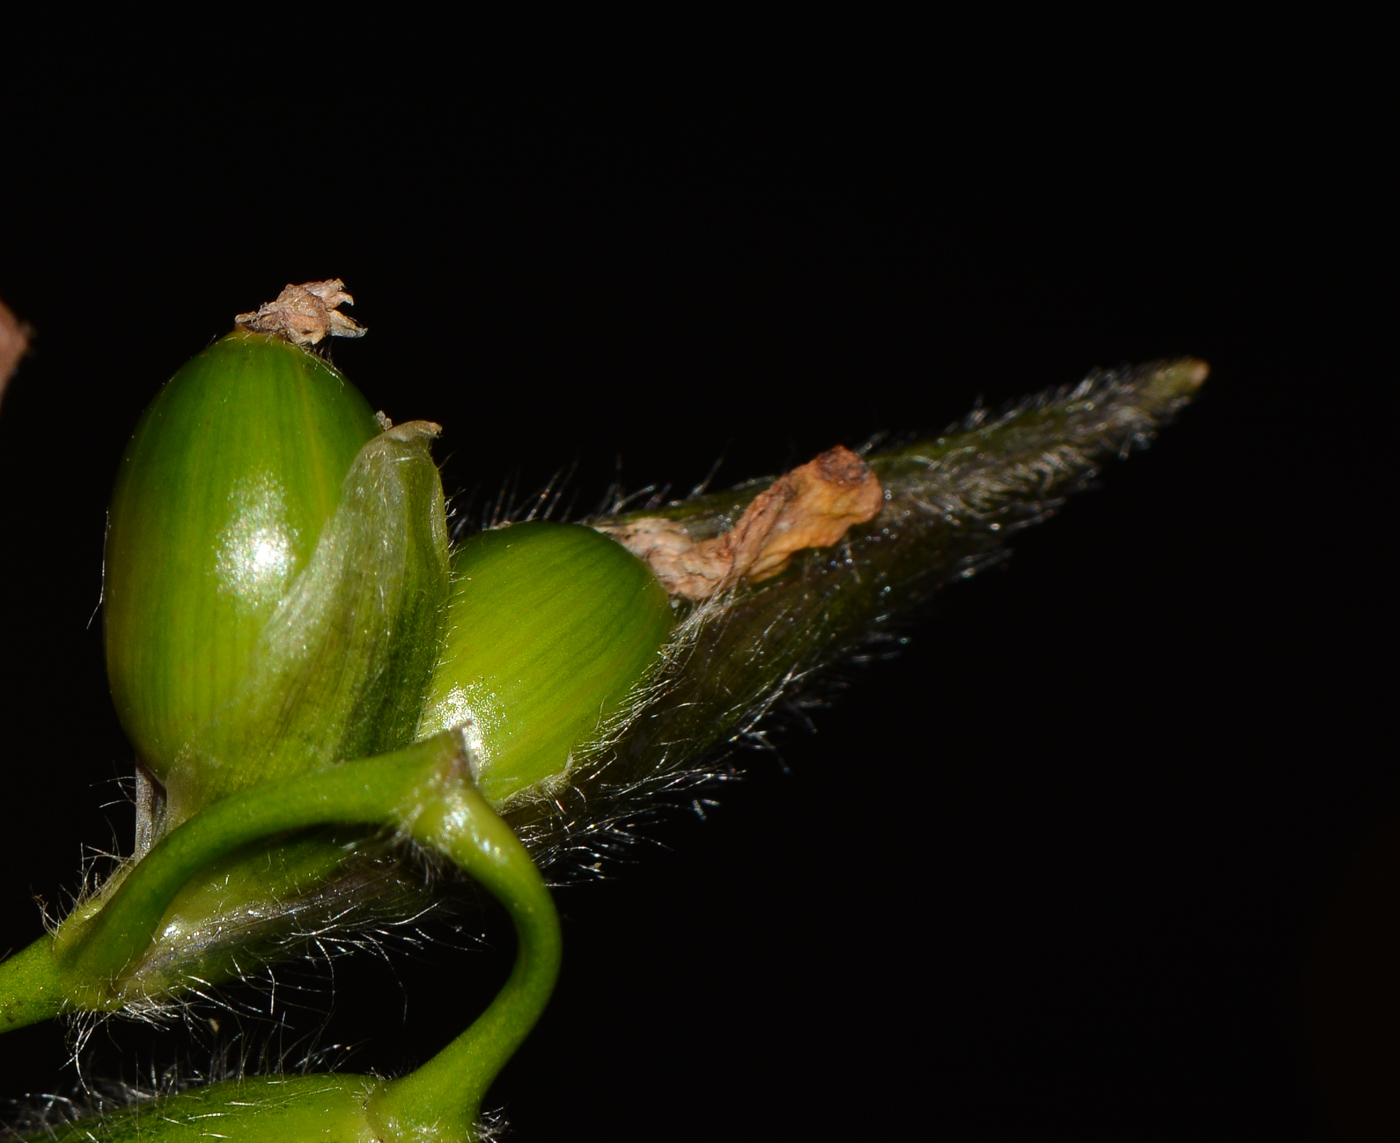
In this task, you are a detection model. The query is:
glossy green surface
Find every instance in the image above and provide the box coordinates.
[105,332,381,784]
[144,420,449,823]
[419,522,673,804]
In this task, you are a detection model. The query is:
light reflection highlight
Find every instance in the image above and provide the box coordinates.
[215,472,300,609]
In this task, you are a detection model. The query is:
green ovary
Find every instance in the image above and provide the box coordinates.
[420,521,674,804]
[103,332,380,785]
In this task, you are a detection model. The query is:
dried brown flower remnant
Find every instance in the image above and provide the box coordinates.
[0,297,29,410]
[235,279,366,346]
[602,445,884,600]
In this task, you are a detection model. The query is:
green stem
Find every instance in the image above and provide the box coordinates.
[10,731,559,1142]
[0,936,72,1030]
[368,775,562,1140]
[58,734,461,981]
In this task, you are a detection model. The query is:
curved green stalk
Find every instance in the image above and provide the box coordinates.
[367,769,562,1140]
[10,732,560,1142]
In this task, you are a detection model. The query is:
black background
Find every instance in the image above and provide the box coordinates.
[0,21,1388,1142]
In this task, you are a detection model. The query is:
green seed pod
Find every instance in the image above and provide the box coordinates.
[105,332,381,776]
[418,521,673,805]
[105,330,449,825]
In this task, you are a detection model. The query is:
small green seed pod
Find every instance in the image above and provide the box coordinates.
[105,332,382,776]
[105,330,449,825]
[418,521,673,805]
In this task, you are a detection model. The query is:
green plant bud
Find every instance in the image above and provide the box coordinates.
[105,333,380,776]
[104,331,450,825]
[418,521,673,805]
